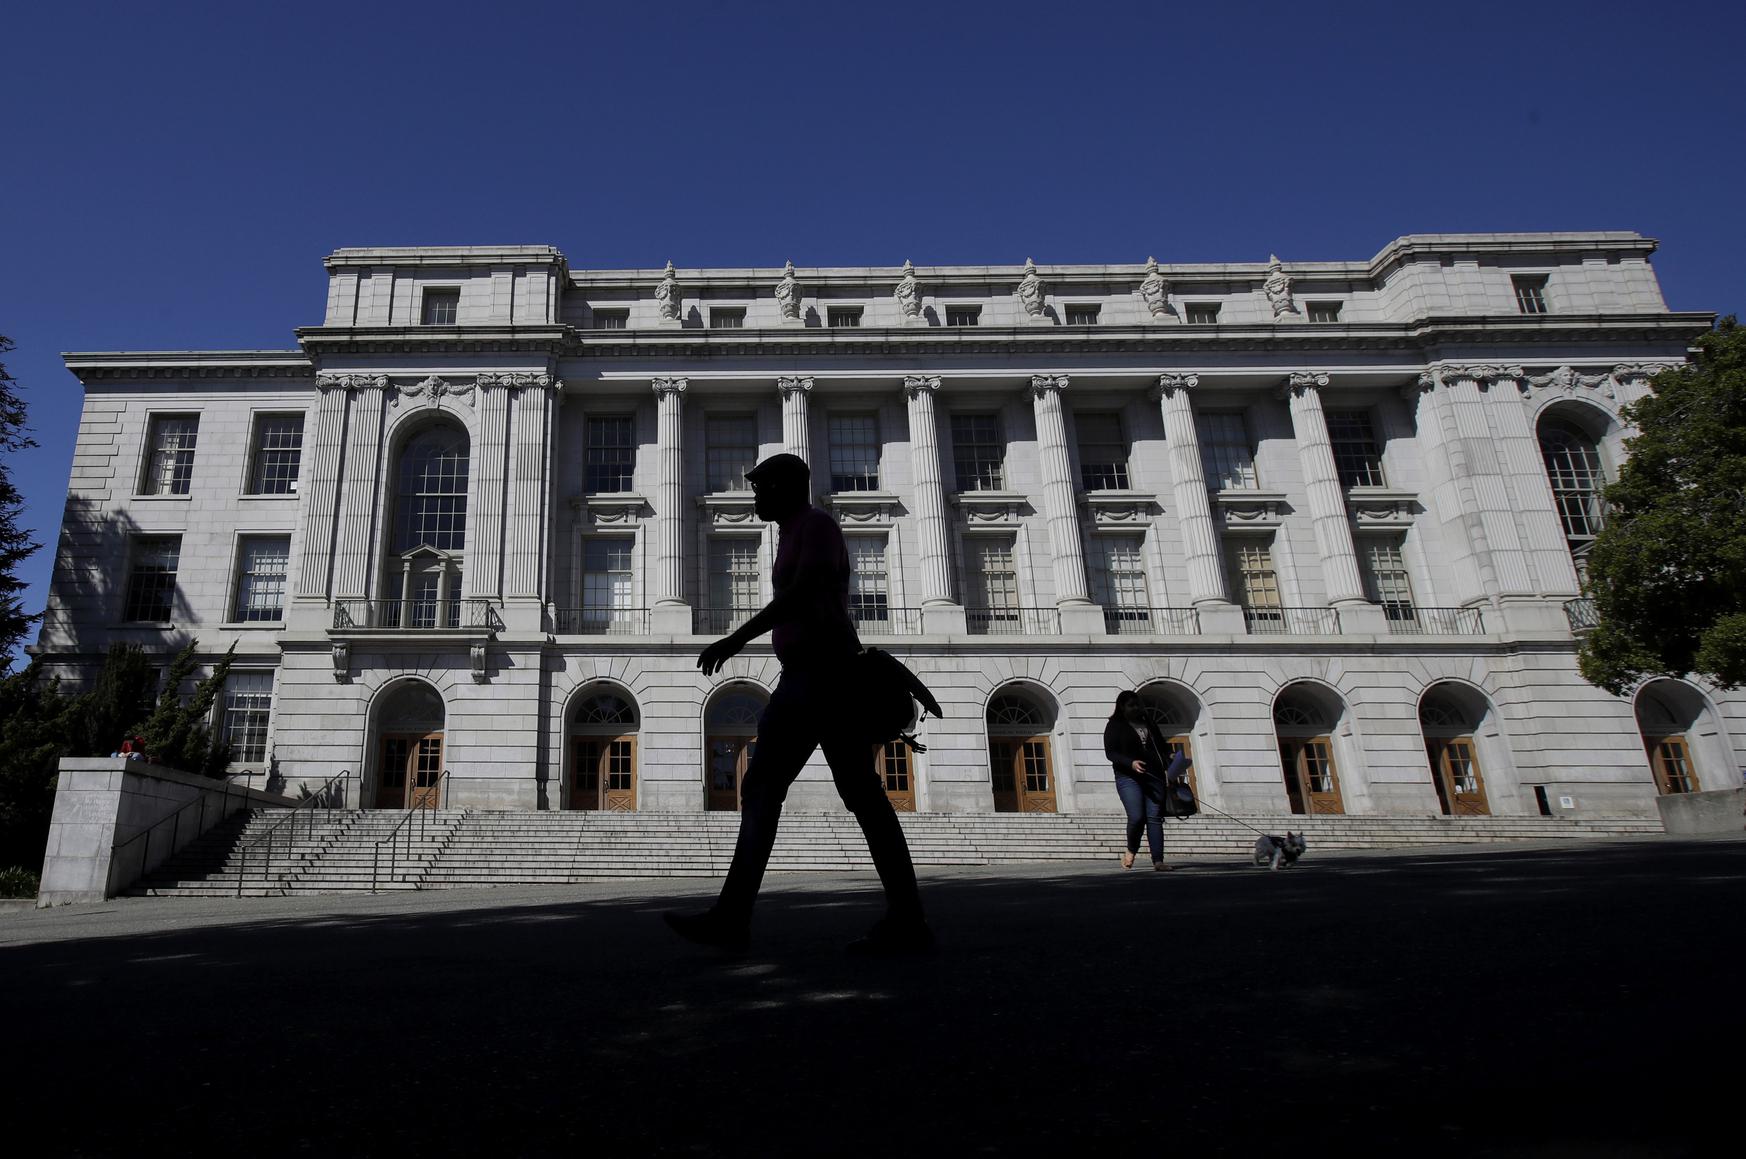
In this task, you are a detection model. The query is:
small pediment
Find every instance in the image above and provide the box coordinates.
[1077,489,1160,528]
[1214,489,1289,529]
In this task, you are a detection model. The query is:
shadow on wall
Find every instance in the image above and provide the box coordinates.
[39,497,198,672]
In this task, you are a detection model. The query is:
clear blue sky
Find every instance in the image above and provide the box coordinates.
[3,0,1742,664]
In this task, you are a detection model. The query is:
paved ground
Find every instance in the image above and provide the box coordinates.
[4,837,1741,1157]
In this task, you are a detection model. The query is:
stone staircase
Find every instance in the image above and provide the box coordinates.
[127,808,1664,897]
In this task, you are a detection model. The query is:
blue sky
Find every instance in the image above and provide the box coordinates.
[3,0,1742,663]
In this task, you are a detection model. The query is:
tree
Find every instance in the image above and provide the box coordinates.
[1579,317,1746,694]
[138,639,237,776]
[0,335,43,671]
[0,661,69,872]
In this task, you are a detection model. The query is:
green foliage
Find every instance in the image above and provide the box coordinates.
[0,866,39,899]
[0,335,43,671]
[1579,317,1746,694]
[138,639,237,776]
[0,661,69,874]
[67,642,157,758]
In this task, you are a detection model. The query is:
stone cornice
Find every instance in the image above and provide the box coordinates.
[296,325,570,358]
[324,246,565,271]
[63,351,312,382]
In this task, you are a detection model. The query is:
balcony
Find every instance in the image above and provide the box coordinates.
[852,606,923,636]
[332,599,501,632]
[694,607,756,635]
[966,606,1061,635]
[552,607,650,635]
[1383,605,1486,635]
[1103,606,1200,635]
[1244,606,1339,635]
[1565,598,1600,634]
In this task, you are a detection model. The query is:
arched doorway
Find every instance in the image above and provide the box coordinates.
[1419,688,1490,816]
[987,687,1058,813]
[1635,680,1711,796]
[705,684,768,811]
[373,680,445,809]
[1274,685,1345,815]
[569,688,640,811]
[1136,682,1203,797]
[878,740,918,812]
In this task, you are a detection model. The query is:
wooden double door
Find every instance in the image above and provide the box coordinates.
[376,733,444,809]
[572,734,637,811]
[707,734,756,811]
[990,736,1057,813]
[1426,736,1490,815]
[877,741,916,812]
[1279,737,1343,815]
[1646,735,1697,795]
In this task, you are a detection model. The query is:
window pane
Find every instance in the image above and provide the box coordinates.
[848,535,889,623]
[1197,412,1257,490]
[1307,302,1342,323]
[952,414,1004,491]
[1066,305,1100,325]
[234,536,290,622]
[1229,541,1280,612]
[222,671,273,764]
[710,308,745,329]
[828,414,879,492]
[1326,410,1386,487]
[585,416,636,493]
[946,307,980,327]
[248,415,303,495]
[1094,535,1149,610]
[827,307,862,328]
[1076,413,1129,490]
[970,539,1018,612]
[141,415,199,495]
[125,536,181,621]
[1539,422,1606,539]
[1186,303,1220,324]
[708,539,761,615]
[581,538,633,624]
[395,428,470,551]
[1363,538,1414,620]
[1513,276,1548,315]
[706,415,758,493]
[593,309,628,329]
[422,290,459,325]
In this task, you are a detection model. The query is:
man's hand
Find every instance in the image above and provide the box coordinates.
[1131,760,1148,776]
[697,634,744,676]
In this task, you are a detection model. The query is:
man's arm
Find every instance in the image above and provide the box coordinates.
[697,518,838,675]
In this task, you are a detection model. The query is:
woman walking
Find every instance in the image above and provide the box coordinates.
[1103,690,1178,871]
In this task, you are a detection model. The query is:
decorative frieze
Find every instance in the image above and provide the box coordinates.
[315,373,389,393]
[395,374,476,408]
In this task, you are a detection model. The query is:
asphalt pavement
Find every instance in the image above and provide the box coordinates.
[4,837,1740,1157]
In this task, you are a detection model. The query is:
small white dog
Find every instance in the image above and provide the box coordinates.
[1253,832,1307,871]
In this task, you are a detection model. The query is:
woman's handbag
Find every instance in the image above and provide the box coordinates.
[1157,748,1199,819]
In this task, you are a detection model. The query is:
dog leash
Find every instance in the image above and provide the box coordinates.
[1138,768,1277,839]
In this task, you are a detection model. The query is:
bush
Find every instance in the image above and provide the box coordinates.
[0,866,39,899]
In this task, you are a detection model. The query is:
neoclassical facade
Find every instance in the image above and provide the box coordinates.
[36,234,1745,820]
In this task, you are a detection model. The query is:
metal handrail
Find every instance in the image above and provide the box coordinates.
[235,771,355,897]
[1102,606,1200,635]
[1244,606,1341,635]
[110,773,243,886]
[852,606,923,635]
[332,599,502,631]
[552,606,650,634]
[371,769,451,893]
[965,606,1062,635]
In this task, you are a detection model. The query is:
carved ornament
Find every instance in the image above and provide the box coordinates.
[777,375,814,398]
[1152,372,1200,400]
[903,375,942,399]
[316,373,389,394]
[1139,257,1169,319]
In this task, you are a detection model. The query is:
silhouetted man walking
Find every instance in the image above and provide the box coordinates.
[665,453,933,954]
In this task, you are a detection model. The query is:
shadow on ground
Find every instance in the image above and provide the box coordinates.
[4,840,1740,1157]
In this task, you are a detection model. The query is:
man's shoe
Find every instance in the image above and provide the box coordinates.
[846,915,937,957]
[663,909,749,952]
[1153,861,1176,872]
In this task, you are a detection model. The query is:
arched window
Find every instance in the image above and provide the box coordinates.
[575,692,637,727]
[987,694,1046,729]
[395,426,470,552]
[1273,702,1324,730]
[1538,417,1605,574]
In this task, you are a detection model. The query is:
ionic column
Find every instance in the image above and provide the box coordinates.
[903,376,963,633]
[505,375,556,601]
[1153,374,1231,609]
[1281,373,1371,620]
[1437,366,1535,600]
[778,376,813,499]
[294,378,353,603]
[650,377,690,631]
[1407,370,1492,607]
[467,376,511,600]
[332,376,389,601]
[1488,370,1580,598]
[1029,375,1103,633]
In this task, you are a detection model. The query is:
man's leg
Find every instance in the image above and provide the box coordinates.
[821,734,924,922]
[712,679,817,927]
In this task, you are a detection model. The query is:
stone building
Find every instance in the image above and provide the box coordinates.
[35,234,1744,821]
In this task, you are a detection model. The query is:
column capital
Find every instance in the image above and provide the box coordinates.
[651,376,688,397]
[1613,361,1680,383]
[1029,374,1070,399]
[1152,372,1200,399]
[1420,363,1525,391]
[1281,371,1330,399]
[777,375,814,398]
[903,375,942,398]
[476,372,555,392]
[316,373,389,394]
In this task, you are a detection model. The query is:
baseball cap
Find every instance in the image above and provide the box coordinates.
[744,452,810,489]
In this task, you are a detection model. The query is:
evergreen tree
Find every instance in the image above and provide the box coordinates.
[67,642,157,757]
[1580,318,1746,694]
[138,639,237,774]
[0,335,43,671]
[0,661,69,872]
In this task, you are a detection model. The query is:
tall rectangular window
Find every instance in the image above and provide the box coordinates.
[585,416,636,493]
[1197,411,1258,490]
[951,414,1004,492]
[1065,304,1101,326]
[828,414,879,492]
[247,414,304,495]
[125,536,181,622]
[1326,410,1386,487]
[1094,535,1150,631]
[945,306,981,327]
[705,415,758,492]
[1228,539,1281,622]
[221,671,273,764]
[1513,275,1549,315]
[233,536,290,622]
[1307,301,1343,323]
[1076,413,1129,490]
[827,307,863,328]
[708,539,761,620]
[969,538,1020,621]
[847,535,890,625]
[580,537,634,630]
[1185,303,1221,324]
[139,415,199,496]
[421,289,460,325]
[1362,537,1415,622]
[710,307,745,329]
[592,308,629,329]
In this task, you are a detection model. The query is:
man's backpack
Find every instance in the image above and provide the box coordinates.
[853,647,944,752]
